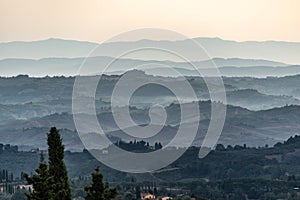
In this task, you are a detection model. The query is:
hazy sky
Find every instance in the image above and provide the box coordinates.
[1,0,300,43]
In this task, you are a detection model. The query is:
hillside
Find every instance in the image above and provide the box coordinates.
[1,38,300,64]
[2,135,300,183]
[1,102,300,151]
[0,56,290,77]
[1,74,300,114]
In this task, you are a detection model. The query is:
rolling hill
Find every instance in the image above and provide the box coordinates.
[1,102,300,151]
[1,38,300,64]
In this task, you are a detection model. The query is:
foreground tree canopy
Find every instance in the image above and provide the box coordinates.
[24,127,71,200]
[85,166,117,200]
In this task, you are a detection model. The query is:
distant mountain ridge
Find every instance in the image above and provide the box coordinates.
[0,38,96,59]
[0,38,300,64]
[0,56,290,77]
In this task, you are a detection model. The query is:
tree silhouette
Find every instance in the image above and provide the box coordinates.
[135,186,141,200]
[24,127,71,200]
[85,167,117,200]
[47,127,72,200]
[24,153,54,200]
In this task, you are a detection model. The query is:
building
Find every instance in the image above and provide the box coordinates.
[141,193,156,200]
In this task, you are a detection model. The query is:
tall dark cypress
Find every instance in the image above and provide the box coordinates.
[135,186,141,200]
[47,127,71,200]
[85,167,117,200]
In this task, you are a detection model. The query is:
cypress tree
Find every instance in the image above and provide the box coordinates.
[47,127,71,200]
[85,167,117,200]
[135,186,141,200]
[24,153,54,200]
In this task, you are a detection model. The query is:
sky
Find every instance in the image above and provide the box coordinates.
[0,0,300,43]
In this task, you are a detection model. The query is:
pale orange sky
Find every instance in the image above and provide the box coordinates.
[0,0,300,43]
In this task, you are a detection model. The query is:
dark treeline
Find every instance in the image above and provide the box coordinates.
[2,131,300,199]
[21,127,117,200]
[0,169,16,194]
[115,140,162,152]
[0,144,18,153]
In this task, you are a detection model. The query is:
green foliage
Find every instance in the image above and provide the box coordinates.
[85,167,117,200]
[123,192,134,200]
[24,127,72,200]
[135,186,141,200]
[47,127,72,200]
[24,153,54,200]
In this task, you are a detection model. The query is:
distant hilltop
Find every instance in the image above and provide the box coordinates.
[0,37,300,64]
[0,56,295,77]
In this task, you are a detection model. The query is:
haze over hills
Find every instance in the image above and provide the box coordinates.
[1,73,300,115]
[0,74,300,151]
[1,38,300,64]
[1,101,300,151]
[1,38,300,160]
[0,38,96,60]
[0,56,293,77]
[2,2,300,198]
[2,37,300,77]
[140,65,300,78]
